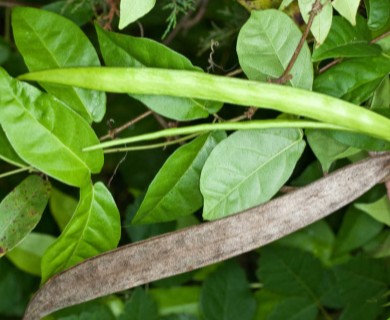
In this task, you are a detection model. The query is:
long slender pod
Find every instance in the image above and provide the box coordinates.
[19,68,390,142]
[24,154,390,320]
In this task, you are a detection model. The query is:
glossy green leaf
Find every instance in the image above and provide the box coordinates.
[257,246,324,298]
[201,128,305,220]
[149,287,200,316]
[237,9,313,89]
[332,0,360,25]
[49,188,78,231]
[355,195,390,226]
[298,0,333,46]
[327,130,390,151]
[276,221,335,265]
[6,232,55,276]
[314,56,390,104]
[0,175,51,257]
[312,16,382,61]
[12,7,105,123]
[0,126,26,167]
[18,67,390,142]
[268,297,318,320]
[96,25,221,120]
[41,181,121,283]
[200,261,256,320]
[306,130,359,172]
[119,0,156,29]
[119,288,158,320]
[365,0,390,31]
[43,0,94,26]
[133,132,226,224]
[333,207,383,257]
[371,77,390,108]
[0,68,103,187]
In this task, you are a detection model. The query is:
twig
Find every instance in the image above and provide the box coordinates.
[225,68,243,77]
[100,110,153,141]
[370,30,390,44]
[273,0,323,84]
[102,0,119,30]
[319,58,342,74]
[0,166,35,179]
[0,1,38,7]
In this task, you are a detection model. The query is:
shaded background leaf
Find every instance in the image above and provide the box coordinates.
[0,175,51,257]
[119,288,158,320]
[364,0,390,31]
[49,187,78,231]
[201,128,305,220]
[12,7,106,123]
[237,9,313,89]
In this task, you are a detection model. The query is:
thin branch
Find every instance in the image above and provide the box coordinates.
[225,68,243,77]
[0,1,38,7]
[370,30,390,44]
[100,110,153,141]
[0,166,34,179]
[319,58,342,74]
[274,0,323,84]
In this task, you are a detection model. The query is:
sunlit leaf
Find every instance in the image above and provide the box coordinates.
[201,129,305,220]
[43,0,94,26]
[298,0,333,46]
[119,0,156,29]
[355,195,390,226]
[0,175,51,257]
[12,7,106,123]
[41,181,121,283]
[6,232,55,276]
[0,126,26,168]
[332,0,360,25]
[0,68,103,187]
[237,9,313,89]
[133,132,226,224]
[96,25,221,120]
[200,261,256,320]
[312,15,382,61]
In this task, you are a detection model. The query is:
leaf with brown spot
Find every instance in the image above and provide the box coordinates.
[0,175,51,257]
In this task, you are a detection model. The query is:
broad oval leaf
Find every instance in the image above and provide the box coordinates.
[365,0,390,31]
[0,126,26,168]
[119,288,158,320]
[6,232,55,276]
[119,0,156,29]
[12,7,106,123]
[133,131,226,224]
[355,195,390,226]
[312,15,382,62]
[0,175,51,257]
[96,25,221,120]
[298,0,333,46]
[200,128,305,220]
[0,68,104,187]
[237,9,313,89]
[41,181,121,283]
[314,56,390,104]
[332,0,360,25]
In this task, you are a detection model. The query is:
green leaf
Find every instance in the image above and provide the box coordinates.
[0,68,103,187]
[41,181,121,283]
[306,130,359,172]
[298,0,333,46]
[268,297,318,320]
[43,0,94,26]
[119,288,158,320]
[0,37,10,65]
[367,231,390,258]
[332,0,360,25]
[133,132,226,224]
[276,220,335,265]
[96,25,221,120]
[333,206,383,256]
[254,290,284,320]
[312,15,382,61]
[0,259,37,317]
[149,287,200,316]
[327,130,390,151]
[49,187,78,231]
[0,125,26,167]
[365,0,390,31]
[0,175,51,257]
[237,9,313,89]
[200,261,256,320]
[371,77,390,108]
[6,232,55,276]
[201,128,305,220]
[119,0,156,29]
[355,195,390,226]
[257,246,324,298]
[12,7,106,123]
[314,56,390,104]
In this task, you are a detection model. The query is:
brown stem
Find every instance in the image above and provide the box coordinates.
[274,0,323,84]
[318,58,342,74]
[370,30,390,44]
[100,110,153,141]
[102,0,119,30]
[0,1,38,7]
